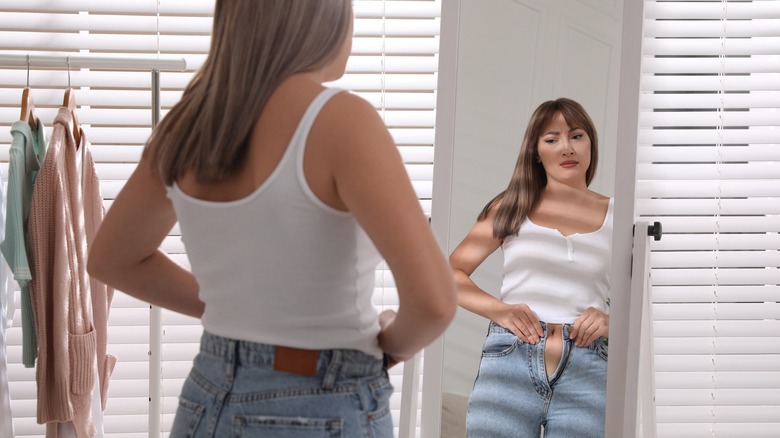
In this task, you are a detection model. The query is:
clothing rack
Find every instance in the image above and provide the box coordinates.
[0,53,186,438]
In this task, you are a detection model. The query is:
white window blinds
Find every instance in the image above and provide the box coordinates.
[0,1,441,436]
[638,1,780,436]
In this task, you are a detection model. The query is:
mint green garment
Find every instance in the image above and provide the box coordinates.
[1,118,47,368]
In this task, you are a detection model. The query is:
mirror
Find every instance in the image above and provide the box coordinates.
[426,0,624,436]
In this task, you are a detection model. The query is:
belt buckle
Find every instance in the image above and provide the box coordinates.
[273,346,319,376]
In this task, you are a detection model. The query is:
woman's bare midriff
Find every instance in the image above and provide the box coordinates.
[545,324,565,377]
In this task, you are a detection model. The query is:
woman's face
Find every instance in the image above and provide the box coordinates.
[536,111,591,187]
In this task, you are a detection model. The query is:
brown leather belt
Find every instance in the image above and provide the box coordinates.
[273,346,320,376]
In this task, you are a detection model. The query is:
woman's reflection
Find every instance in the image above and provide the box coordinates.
[449,98,611,437]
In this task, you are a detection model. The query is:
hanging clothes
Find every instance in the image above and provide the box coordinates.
[28,108,114,438]
[0,166,17,438]
[1,117,47,368]
[80,123,116,417]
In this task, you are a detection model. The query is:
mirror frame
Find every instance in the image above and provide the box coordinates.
[423,0,646,437]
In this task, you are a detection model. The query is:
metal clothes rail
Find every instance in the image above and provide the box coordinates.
[0,53,187,438]
[0,54,185,71]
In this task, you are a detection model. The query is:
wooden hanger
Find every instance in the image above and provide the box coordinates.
[63,87,81,146]
[63,57,81,146]
[21,55,38,132]
[20,87,38,132]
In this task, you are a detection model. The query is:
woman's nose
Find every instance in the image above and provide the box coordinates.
[561,140,574,155]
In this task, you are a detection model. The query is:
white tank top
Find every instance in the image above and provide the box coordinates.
[166,88,383,357]
[499,198,613,323]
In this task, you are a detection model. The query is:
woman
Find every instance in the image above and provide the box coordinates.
[451,98,611,437]
[88,1,456,436]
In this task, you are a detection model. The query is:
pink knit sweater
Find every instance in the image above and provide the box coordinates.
[28,108,115,438]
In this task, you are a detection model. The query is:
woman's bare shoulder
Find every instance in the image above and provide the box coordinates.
[314,91,391,151]
[321,91,379,123]
[588,190,611,203]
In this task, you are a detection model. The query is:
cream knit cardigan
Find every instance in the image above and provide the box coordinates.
[28,108,115,438]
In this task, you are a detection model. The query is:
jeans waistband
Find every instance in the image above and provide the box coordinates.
[198,331,384,378]
[489,321,574,340]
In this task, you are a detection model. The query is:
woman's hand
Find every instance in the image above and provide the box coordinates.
[570,307,609,347]
[377,309,403,367]
[493,303,543,344]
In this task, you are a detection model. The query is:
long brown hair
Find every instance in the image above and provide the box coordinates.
[147,0,353,185]
[478,98,599,240]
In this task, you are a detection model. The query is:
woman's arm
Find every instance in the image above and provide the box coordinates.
[87,152,204,318]
[326,93,456,362]
[449,207,543,344]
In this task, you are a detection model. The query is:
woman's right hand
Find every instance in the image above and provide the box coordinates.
[493,302,543,344]
[378,309,402,367]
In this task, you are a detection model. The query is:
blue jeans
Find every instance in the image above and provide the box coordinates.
[170,331,393,437]
[466,322,608,438]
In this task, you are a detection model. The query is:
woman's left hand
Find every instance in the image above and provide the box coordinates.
[377,309,405,368]
[570,307,609,348]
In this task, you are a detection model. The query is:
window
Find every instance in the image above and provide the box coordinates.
[639,1,780,436]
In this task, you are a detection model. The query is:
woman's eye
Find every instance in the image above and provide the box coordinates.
[545,138,556,144]
[571,134,583,140]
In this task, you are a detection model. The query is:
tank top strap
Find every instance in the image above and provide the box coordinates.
[604,197,614,228]
[288,87,344,157]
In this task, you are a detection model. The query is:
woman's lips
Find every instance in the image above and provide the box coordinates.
[560,160,578,168]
